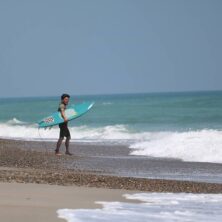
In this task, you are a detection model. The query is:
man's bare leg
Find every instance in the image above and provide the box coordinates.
[65,137,72,155]
[55,137,63,155]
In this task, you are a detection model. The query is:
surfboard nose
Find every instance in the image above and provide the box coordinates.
[88,102,94,110]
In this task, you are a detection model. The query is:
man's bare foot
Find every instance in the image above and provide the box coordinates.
[65,151,72,156]
[55,151,62,156]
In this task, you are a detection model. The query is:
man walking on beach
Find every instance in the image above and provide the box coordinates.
[55,94,72,156]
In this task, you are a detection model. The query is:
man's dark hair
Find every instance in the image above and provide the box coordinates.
[61,93,70,100]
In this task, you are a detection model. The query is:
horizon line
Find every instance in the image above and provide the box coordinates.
[0,89,222,99]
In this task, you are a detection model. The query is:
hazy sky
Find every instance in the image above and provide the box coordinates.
[0,0,221,97]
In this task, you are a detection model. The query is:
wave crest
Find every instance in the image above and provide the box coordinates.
[129,130,222,163]
[0,122,222,163]
[6,118,27,125]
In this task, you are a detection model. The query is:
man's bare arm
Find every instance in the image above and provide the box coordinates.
[61,110,68,122]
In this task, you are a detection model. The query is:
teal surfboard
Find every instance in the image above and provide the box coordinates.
[38,102,94,128]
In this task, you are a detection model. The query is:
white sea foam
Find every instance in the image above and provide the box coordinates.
[0,123,142,142]
[1,121,222,163]
[102,102,113,105]
[57,193,222,222]
[129,130,222,163]
[6,118,27,125]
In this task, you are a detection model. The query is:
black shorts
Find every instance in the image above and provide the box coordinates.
[59,122,71,139]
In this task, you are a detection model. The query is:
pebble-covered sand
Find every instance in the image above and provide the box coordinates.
[0,139,222,193]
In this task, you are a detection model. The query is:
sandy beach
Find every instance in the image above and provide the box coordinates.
[0,182,138,222]
[1,0,222,220]
[0,138,222,221]
[0,139,222,192]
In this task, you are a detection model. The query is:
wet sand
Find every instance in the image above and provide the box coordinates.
[0,139,222,193]
[0,138,222,221]
[0,182,137,222]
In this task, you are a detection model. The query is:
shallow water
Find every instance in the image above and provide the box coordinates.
[57,192,222,222]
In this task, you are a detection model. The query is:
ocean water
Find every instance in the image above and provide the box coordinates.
[1,91,222,163]
[1,92,222,221]
[57,192,222,222]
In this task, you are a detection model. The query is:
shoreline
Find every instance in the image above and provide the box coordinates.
[0,182,138,222]
[1,166,222,193]
[0,138,222,193]
[0,138,222,221]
